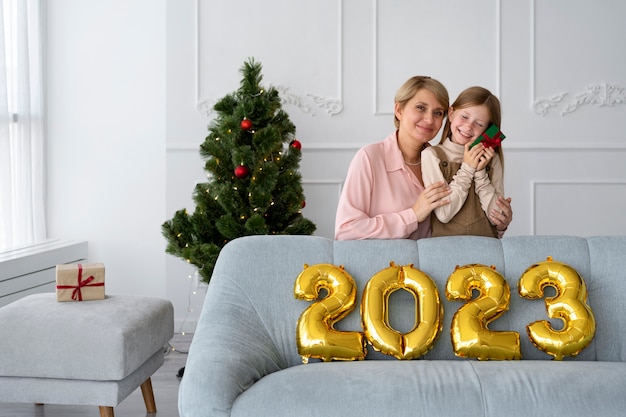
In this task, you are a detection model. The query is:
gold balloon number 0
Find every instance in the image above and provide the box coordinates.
[361,262,442,360]
[294,258,595,362]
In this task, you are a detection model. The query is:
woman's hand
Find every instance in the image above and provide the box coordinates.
[490,196,513,232]
[413,181,452,222]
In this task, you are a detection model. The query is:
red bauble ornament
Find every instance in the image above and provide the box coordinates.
[234,165,250,179]
[301,200,306,209]
[241,118,252,131]
[291,139,302,150]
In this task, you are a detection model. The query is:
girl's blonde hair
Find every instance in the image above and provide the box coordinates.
[440,86,504,164]
[394,76,449,128]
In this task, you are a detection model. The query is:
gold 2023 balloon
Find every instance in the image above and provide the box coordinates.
[294,263,367,362]
[446,264,521,360]
[361,263,443,360]
[518,257,595,360]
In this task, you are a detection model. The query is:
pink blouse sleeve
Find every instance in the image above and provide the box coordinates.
[334,148,419,240]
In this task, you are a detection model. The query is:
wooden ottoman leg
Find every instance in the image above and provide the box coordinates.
[140,377,157,413]
[97,378,155,417]
[99,406,114,417]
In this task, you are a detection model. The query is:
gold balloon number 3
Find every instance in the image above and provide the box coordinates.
[294,258,595,362]
[518,257,596,360]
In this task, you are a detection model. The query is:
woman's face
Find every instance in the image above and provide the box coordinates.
[448,104,491,145]
[395,89,446,145]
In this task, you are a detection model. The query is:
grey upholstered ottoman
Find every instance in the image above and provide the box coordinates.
[0,293,174,417]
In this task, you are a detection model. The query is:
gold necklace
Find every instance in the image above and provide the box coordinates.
[404,159,421,166]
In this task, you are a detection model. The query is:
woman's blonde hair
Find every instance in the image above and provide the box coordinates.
[394,76,449,129]
[440,86,504,164]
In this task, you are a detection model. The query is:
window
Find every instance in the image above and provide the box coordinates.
[0,0,45,251]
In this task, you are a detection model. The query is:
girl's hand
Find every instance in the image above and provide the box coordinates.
[413,181,451,222]
[476,146,495,171]
[463,142,485,169]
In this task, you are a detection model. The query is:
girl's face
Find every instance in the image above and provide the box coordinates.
[448,104,491,145]
[395,89,446,145]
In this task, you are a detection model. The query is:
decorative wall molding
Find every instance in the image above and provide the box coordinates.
[532,92,566,116]
[274,85,343,116]
[194,0,344,118]
[197,87,344,118]
[561,83,626,115]
[196,98,215,116]
[533,83,626,116]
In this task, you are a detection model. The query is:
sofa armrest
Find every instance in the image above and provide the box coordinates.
[178,274,285,417]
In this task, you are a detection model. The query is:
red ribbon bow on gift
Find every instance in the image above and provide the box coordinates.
[56,264,104,301]
[480,130,504,149]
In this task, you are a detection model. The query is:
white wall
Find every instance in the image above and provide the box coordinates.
[46,0,167,299]
[46,0,626,331]
[165,1,213,329]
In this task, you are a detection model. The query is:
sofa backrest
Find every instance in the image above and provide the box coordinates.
[204,235,626,366]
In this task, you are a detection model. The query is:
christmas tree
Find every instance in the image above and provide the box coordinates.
[162,58,316,284]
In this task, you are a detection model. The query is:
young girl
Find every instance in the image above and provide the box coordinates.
[421,86,508,238]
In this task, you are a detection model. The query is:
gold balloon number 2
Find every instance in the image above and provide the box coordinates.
[446,264,522,360]
[293,264,367,362]
[294,258,595,362]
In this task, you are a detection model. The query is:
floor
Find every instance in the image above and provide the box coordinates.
[0,333,192,417]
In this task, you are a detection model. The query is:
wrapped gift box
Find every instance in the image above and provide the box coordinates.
[56,262,105,302]
[470,124,506,149]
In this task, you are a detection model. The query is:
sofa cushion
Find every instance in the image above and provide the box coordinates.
[229,360,626,417]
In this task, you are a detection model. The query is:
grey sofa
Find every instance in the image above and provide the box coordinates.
[179,235,626,417]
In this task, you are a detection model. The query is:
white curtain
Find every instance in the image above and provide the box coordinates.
[0,0,45,251]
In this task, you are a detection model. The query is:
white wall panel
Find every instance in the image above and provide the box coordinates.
[375,0,501,115]
[47,0,167,300]
[503,147,626,236]
[534,182,626,236]
[531,0,626,142]
[196,0,343,118]
[302,181,343,240]
[533,1,626,110]
[298,146,358,239]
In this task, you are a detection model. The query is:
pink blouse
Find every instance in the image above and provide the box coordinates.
[334,132,431,240]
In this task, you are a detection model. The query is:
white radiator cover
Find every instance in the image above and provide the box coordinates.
[0,240,88,307]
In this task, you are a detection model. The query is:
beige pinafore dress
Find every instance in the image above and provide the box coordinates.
[430,146,498,238]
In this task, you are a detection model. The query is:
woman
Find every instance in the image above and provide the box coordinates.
[335,76,512,240]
